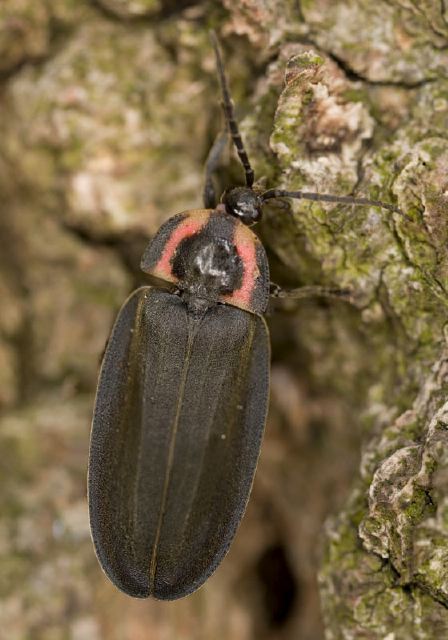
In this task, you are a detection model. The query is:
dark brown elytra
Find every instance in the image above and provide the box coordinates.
[88,31,403,601]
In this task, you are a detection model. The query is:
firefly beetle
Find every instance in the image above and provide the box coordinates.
[88,32,403,600]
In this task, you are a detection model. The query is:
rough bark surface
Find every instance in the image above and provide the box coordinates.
[1,1,448,639]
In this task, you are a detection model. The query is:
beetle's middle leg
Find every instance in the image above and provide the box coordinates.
[203,131,228,209]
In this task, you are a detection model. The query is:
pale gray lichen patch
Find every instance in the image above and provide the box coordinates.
[0,398,100,634]
[2,21,213,237]
[301,0,448,84]
[270,48,374,192]
[223,0,306,47]
[359,354,448,605]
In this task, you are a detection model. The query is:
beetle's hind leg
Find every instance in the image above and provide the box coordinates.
[270,282,355,304]
[203,130,228,209]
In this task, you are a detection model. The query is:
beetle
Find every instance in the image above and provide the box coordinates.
[88,31,403,600]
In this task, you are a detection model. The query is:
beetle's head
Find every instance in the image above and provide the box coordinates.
[221,187,263,226]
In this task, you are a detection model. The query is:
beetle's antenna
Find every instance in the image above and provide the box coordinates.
[261,188,404,216]
[210,30,255,189]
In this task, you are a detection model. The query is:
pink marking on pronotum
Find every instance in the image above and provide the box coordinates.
[155,214,208,280]
[225,231,257,310]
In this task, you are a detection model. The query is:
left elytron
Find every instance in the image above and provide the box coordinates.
[88,32,402,600]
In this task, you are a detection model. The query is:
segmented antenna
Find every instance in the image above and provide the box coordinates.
[210,30,255,188]
[262,188,404,216]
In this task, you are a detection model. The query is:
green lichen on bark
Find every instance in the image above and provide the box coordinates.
[239,1,448,637]
[225,0,448,636]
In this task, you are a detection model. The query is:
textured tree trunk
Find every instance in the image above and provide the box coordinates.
[1,1,447,639]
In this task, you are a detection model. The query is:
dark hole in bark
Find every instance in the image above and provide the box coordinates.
[255,543,298,628]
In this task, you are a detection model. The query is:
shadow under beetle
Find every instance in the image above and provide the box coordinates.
[88,32,403,600]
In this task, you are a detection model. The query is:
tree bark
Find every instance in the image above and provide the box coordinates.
[1,1,447,639]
